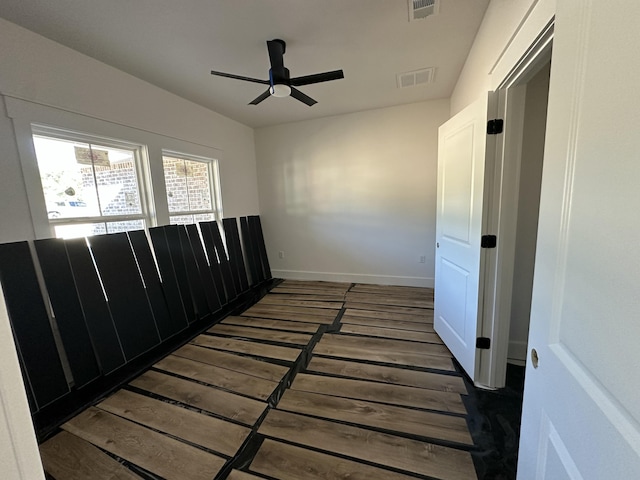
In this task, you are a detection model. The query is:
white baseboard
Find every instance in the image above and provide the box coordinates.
[271,269,434,288]
[508,340,529,363]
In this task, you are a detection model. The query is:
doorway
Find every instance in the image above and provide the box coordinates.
[506,60,551,367]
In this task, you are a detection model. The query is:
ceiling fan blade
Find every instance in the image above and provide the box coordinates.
[290,87,317,106]
[211,70,269,85]
[290,69,344,86]
[249,89,271,105]
[266,39,286,70]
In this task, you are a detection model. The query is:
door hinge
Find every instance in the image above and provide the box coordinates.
[481,235,497,248]
[476,337,491,349]
[487,119,504,135]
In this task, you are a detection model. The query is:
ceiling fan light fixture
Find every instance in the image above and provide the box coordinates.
[270,84,291,97]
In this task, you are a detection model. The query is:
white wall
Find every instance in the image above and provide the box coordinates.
[0,18,260,244]
[508,62,550,363]
[255,100,450,287]
[451,0,555,115]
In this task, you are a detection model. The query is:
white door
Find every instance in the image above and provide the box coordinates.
[434,92,497,383]
[518,0,640,478]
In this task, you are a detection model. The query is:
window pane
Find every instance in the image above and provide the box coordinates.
[54,223,107,239]
[94,147,142,216]
[106,220,145,234]
[185,160,212,211]
[169,214,194,225]
[34,136,143,220]
[163,156,212,213]
[169,213,215,225]
[34,136,100,219]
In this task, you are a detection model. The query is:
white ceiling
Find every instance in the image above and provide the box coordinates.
[0,0,489,128]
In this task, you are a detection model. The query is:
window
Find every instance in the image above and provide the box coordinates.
[162,153,222,225]
[32,128,151,238]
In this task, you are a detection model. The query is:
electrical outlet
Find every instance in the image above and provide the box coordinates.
[419,255,426,263]
[278,251,285,259]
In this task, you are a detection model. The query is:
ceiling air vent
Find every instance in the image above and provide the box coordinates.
[409,0,439,21]
[397,67,436,89]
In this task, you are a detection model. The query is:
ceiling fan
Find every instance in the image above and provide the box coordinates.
[211,39,344,106]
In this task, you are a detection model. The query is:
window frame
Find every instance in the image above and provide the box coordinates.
[30,124,155,238]
[162,150,223,225]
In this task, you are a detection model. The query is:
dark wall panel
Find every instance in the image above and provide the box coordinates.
[250,215,272,279]
[176,225,210,319]
[185,224,221,312]
[201,221,237,300]
[128,231,187,340]
[65,239,125,374]
[89,233,160,360]
[34,239,100,388]
[0,241,69,409]
[149,226,195,322]
[223,217,249,292]
[196,223,227,304]
[240,216,260,286]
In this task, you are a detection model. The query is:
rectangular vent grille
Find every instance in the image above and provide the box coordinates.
[397,68,435,89]
[409,0,439,21]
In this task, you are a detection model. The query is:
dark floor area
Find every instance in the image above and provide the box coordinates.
[463,363,526,480]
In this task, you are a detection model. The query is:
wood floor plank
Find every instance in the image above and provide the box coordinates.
[227,470,264,480]
[98,389,250,456]
[222,315,321,333]
[40,431,142,480]
[259,295,344,309]
[62,407,226,480]
[244,304,339,319]
[344,306,434,322]
[208,323,313,345]
[290,373,466,414]
[313,341,455,371]
[340,323,442,343]
[250,438,416,480]
[351,283,434,295]
[154,354,279,400]
[277,389,473,445]
[350,286,434,299]
[307,357,467,394]
[319,333,451,357]
[281,279,351,289]
[344,303,434,317]
[341,314,435,332]
[191,334,301,362]
[272,287,348,296]
[130,370,266,426]
[345,292,433,309]
[259,410,476,480]
[264,293,347,302]
[172,344,289,382]
[241,309,336,324]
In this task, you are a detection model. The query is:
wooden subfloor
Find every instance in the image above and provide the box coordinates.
[40,280,477,480]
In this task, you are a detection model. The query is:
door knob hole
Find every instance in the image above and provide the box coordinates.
[531,348,539,368]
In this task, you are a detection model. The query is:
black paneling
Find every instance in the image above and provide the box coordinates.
[0,241,69,409]
[34,239,100,388]
[247,216,267,281]
[201,221,237,300]
[65,238,125,374]
[223,217,249,292]
[128,231,187,340]
[149,226,195,322]
[185,224,221,312]
[196,222,227,305]
[88,234,160,359]
[250,215,272,279]
[175,225,210,320]
[240,216,260,286]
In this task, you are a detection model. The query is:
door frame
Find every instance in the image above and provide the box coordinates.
[477,20,554,389]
